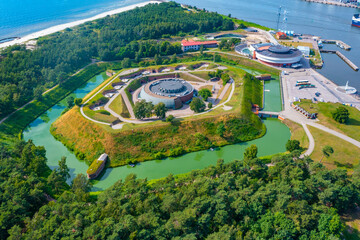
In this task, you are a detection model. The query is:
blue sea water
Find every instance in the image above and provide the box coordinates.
[176,0,360,90]
[1,0,359,89]
[0,0,147,39]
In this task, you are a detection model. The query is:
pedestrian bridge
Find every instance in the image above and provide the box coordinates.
[257,111,285,120]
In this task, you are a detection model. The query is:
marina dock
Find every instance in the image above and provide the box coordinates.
[322,39,351,50]
[320,50,359,71]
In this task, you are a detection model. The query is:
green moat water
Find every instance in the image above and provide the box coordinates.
[23,72,289,191]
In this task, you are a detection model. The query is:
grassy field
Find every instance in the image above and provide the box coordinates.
[199,85,213,91]
[283,119,309,150]
[179,72,206,82]
[83,107,117,123]
[217,52,281,76]
[308,126,360,172]
[108,94,130,118]
[297,101,360,142]
[219,85,232,104]
[190,71,211,81]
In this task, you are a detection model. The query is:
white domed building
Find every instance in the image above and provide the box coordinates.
[139,78,194,109]
[251,44,303,67]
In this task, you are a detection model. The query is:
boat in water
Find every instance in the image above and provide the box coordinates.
[352,14,360,28]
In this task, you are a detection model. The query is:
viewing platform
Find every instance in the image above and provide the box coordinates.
[320,50,359,71]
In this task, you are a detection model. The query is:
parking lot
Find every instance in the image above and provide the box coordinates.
[285,70,340,103]
[283,69,360,106]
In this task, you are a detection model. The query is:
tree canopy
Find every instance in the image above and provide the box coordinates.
[332,106,350,124]
[7,150,360,239]
[0,2,234,118]
[134,100,154,119]
[190,97,206,113]
[154,102,168,119]
[198,88,212,101]
[286,139,301,152]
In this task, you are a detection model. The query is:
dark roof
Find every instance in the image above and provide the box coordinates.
[256,45,302,59]
[149,79,193,97]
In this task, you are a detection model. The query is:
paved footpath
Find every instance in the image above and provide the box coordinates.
[300,123,315,158]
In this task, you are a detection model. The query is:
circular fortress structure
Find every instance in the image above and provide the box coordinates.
[253,45,303,67]
[139,78,194,109]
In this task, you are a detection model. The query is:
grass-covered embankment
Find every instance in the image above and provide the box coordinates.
[51,109,265,167]
[51,63,266,167]
[108,94,130,118]
[282,119,309,150]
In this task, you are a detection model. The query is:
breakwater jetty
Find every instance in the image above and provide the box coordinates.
[303,0,360,9]
[320,50,359,71]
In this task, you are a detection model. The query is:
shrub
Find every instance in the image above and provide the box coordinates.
[166,115,175,122]
[98,110,111,115]
[168,147,185,157]
[153,152,166,159]
[74,98,83,106]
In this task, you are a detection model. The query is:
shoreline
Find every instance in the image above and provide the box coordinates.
[302,0,360,9]
[0,0,161,49]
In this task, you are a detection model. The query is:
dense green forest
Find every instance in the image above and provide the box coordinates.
[0,2,234,118]
[2,141,359,239]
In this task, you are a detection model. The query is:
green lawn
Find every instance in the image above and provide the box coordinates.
[297,101,360,142]
[190,71,211,81]
[108,94,130,118]
[308,126,360,172]
[83,107,117,123]
[283,119,309,150]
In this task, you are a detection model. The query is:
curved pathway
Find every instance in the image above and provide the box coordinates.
[300,123,315,157]
[81,67,235,127]
[307,122,360,148]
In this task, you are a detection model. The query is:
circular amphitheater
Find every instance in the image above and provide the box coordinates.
[139,78,194,109]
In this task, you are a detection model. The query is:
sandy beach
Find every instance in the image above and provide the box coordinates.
[0,0,161,49]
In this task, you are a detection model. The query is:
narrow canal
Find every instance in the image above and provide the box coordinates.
[23,71,290,191]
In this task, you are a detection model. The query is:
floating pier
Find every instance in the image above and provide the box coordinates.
[322,39,351,50]
[320,50,359,71]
